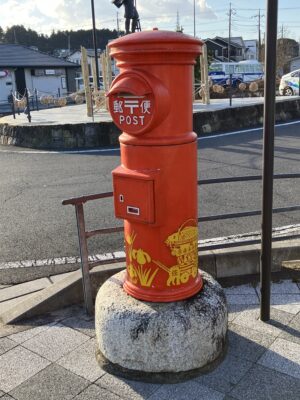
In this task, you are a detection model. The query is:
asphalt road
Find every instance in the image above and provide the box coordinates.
[0,121,299,263]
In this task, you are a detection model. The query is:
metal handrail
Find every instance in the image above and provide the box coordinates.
[198,173,300,185]
[62,172,300,314]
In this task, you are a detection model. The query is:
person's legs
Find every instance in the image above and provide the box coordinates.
[131,17,138,32]
[125,17,130,34]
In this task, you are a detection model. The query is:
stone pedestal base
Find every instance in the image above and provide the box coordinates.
[95,270,228,383]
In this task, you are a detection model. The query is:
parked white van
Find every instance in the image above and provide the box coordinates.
[279,69,300,96]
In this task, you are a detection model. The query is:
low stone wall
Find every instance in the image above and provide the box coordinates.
[0,121,121,149]
[193,98,300,135]
[1,98,300,149]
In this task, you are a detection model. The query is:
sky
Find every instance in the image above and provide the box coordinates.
[0,0,300,42]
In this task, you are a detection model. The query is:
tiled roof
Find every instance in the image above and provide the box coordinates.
[0,44,78,68]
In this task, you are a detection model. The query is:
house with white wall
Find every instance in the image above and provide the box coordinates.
[0,44,79,102]
[244,40,258,60]
[67,48,119,90]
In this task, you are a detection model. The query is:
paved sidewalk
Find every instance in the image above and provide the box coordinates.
[1,96,296,127]
[0,279,300,400]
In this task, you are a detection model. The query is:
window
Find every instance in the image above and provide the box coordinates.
[209,63,223,72]
[291,71,300,78]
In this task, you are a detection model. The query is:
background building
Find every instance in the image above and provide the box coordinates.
[0,44,78,102]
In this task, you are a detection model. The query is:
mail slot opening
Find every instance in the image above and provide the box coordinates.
[127,206,140,215]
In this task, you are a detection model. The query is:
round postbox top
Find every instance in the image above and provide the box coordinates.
[108,30,203,66]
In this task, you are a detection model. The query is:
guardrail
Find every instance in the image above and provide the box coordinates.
[62,172,300,314]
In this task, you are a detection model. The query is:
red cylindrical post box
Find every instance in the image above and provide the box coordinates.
[107,30,203,302]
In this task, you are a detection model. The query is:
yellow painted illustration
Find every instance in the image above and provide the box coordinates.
[125,220,198,288]
[126,232,158,287]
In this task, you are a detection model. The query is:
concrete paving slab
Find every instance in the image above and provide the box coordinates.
[0,278,51,303]
[0,312,63,339]
[21,323,90,362]
[269,294,300,315]
[1,97,291,127]
[96,373,161,400]
[48,304,87,321]
[257,338,300,380]
[230,364,300,400]
[223,284,257,295]
[147,380,225,400]
[0,346,50,392]
[61,315,95,337]
[73,384,123,400]
[0,395,15,399]
[227,305,255,323]
[58,338,105,382]
[0,293,38,315]
[8,321,55,344]
[9,364,89,400]
[232,307,294,337]
[0,278,299,399]
[194,355,253,394]
[225,294,259,305]
[279,312,300,345]
[0,338,17,356]
[49,272,72,283]
[227,323,275,362]
[269,280,300,294]
[0,263,125,324]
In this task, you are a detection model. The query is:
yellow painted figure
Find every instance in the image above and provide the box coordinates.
[125,220,198,288]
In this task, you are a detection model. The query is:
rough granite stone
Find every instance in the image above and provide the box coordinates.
[95,270,227,375]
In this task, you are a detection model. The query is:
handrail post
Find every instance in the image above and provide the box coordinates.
[260,0,278,322]
[25,88,31,123]
[75,203,94,315]
[11,90,16,119]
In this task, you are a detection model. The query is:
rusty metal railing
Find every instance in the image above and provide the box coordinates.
[62,172,300,314]
[62,192,115,315]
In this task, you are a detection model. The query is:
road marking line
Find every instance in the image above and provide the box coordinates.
[1,224,299,271]
[0,252,124,270]
[198,120,300,140]
[1,120,299,154]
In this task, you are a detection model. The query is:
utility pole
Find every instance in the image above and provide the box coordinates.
[252,9,264,61]
[227,3,235,62]
[258,9,263,61]
[68,34,71,54]
[193,0,196,37]
[117,12,120,36]
[260,0,278,322]
[91,0,100,90]
[176,11,183,33]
